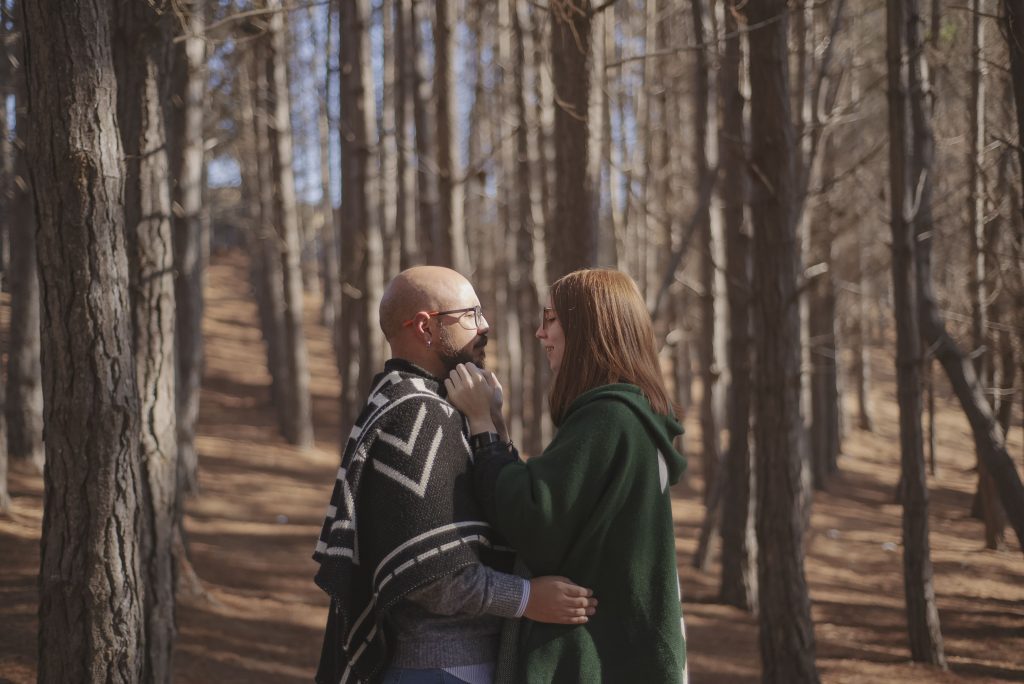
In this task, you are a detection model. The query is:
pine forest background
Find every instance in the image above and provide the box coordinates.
[1,0,1024,682]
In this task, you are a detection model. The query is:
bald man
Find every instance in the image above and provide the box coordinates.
[314,267,595,684]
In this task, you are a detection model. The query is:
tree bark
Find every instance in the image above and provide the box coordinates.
[718,0,757,614]
[410,0,436,262]
[809,134,842,488]
[854,221,875,432]
[113,2,180,679]
[394,0,416,270]
[968,0,988,381]
[168,0,208,497]
[904,0,1024,555]
[743,1,820,680]
[1004,0,1024,227]
[250,35,290,422]
[886,0,948,666]
[433,0,468,272]
[338,0,385,433]
[266,0,313,448]
[548,0,594,281]
[5,1,44,473]
[316,4,341,330]
[25,0,145,678]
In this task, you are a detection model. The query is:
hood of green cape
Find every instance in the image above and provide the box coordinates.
[566,383,687,485]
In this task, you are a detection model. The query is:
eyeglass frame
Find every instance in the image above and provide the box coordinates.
[402,305,487,331]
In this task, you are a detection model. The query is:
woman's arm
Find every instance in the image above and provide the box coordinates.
[474,400,638,574]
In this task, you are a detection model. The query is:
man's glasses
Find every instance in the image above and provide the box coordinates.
[403,305,487,331]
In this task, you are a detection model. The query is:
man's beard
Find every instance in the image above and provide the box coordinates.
[437,329,488,374]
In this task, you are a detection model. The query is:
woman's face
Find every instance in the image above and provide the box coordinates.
[536,296,565,374]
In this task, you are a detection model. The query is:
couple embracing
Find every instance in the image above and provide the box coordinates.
[313,266,688,684]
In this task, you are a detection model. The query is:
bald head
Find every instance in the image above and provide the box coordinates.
[379,266,477,340]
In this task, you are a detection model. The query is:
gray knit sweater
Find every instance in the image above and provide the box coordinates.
[387,563,528,668]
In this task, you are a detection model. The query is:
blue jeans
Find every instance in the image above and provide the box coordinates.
[380,668,470,684]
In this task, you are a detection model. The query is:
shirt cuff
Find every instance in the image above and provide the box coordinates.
[488,570,529,618]
[514,578,531,618]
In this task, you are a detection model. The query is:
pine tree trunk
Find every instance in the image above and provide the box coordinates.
[410,0,436,262]
[692,0,721,514]
[113,3,180,679]
[887,0,949,665]
[339,0,384,425]
[379,0,399,279]
[5,2,43,473]
[266,0,313,448]
[433,0,467,271]
[548,0,594,281]
[394,0,416,269]
[25,0,145,678]
[168,0,207,496]
[251,37,289,420]
[854,222,875,431]
[744,1,820,680]
[1008,0,1024,228]
[810,134,842,487]
[315,4,341,331]
[912,1,1024,553]
[718,0,757,613]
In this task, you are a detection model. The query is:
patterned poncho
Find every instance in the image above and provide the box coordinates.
[313,359,514,684]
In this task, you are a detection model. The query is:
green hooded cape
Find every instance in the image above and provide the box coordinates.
[475,383,688,683]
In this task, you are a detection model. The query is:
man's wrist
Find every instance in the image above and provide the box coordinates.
[470,431,502,451]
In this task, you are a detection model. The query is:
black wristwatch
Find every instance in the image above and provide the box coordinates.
[469,431,502,451]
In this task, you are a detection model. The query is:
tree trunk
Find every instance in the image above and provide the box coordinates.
[315,3,341,332]
[5,1,44,473]
[394,0,416,269]
[910,78,1024,557]
[547,0,594,281]
[25,0,145,679]
[113,3,180,679]
[338,0,384,433]
[718,0,757,614]
[744,1,820,680]
[1007,0,1024,227]
[887,0,948,666]
[247,36,290,419]
[969,0,988,381]
[0,307,9,512]
[266,0,314,448]
[854,221,875,432]
[433,0,468,272]
[692,0,721,512]
[168,0,207,497]
[410,0,436,262]
[810,134,842,488]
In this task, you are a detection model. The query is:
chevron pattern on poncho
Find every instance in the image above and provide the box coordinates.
[313,359,513,684]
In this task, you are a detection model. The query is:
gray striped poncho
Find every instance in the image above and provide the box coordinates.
[313,358,514,684]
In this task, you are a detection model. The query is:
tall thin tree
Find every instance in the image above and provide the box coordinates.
[548,0,594,281]
[168,0,209,497]
[744,1,820,680]
[718,0,757,614]
[25,0,145,679]
[886,0,948,665]
[6,0,43,473]
[113,2,180,679]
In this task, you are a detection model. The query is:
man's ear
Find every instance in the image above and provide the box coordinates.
[410,312,432,342]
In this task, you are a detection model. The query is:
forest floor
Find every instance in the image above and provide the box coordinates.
[1,250,1023,683]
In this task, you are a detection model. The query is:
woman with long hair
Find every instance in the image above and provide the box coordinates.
[446,268,688,683]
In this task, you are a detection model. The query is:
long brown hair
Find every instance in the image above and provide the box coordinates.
[547,269,673,425]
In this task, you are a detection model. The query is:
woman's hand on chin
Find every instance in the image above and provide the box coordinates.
[445,363,498,433]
